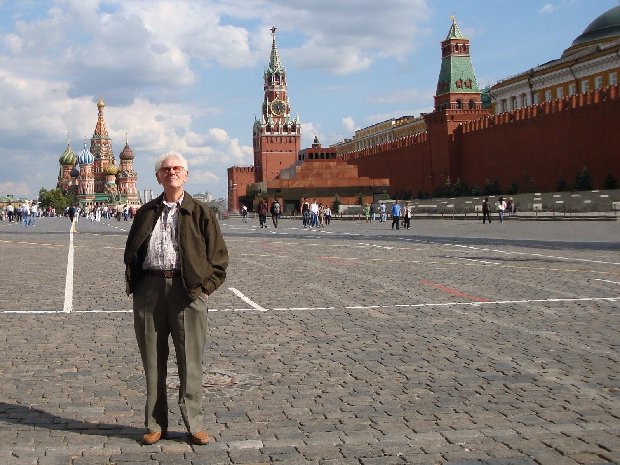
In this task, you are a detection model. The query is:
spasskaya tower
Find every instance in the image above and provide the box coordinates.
[253,26,301,183]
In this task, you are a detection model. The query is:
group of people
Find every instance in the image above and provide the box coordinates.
[83,203,133,222]
[255,199,283,228]
[0,201,39,226]
[239,198,416,229]
[481,196,516,224]
[301,198,332,228]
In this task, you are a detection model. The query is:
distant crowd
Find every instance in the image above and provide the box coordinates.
[238,196,517,230]
[0,201,137,225]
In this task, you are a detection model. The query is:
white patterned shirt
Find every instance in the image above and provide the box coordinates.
[143,194,183,270]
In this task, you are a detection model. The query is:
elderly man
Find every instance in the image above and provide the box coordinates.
[124,151,228,446]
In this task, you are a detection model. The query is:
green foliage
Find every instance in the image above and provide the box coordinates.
[331,194,341,214]
[470,185,481,196]
[38,188,72,212]
[452,178,468,197]
[356,193,364,206]
[602,173,618,190]
[574,166,592,191]
[483,179,501,196]
[379,191,391,201]
[556,178,569,192]
[506,181,519,195]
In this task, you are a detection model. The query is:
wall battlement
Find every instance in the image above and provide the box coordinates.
[461,85,619,134]
[341,132,428,161]
[228,166,256,174]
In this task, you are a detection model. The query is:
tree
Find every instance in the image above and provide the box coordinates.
[506,181,519,195]
[556,178,568,192]
[38,188,73,212]
[483,179,501,196]
[574,166,592,191]
[452,178,468,197]
[331,194,341,214]
[602,173,618,190]
[356,193,364,206]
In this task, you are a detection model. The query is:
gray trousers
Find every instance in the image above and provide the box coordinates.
[133,275,208,433]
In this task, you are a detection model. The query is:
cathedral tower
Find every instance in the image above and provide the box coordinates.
[117,133,140,204]
[252,26,301,183]
[91,96,115,193]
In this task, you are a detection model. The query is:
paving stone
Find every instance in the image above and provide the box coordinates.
[0,218,619,465]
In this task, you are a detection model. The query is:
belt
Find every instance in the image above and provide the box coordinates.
[145,269,180,278]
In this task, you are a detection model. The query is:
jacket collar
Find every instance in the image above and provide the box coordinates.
[148,191,195,214]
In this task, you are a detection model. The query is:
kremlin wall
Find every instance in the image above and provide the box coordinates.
[228,6,620,214]
[344,85,619,197]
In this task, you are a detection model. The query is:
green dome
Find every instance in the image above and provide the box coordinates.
[59,144,77,165]
[571,5,620,48]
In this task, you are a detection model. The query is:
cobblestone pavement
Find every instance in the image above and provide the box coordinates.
[0,216,618,465]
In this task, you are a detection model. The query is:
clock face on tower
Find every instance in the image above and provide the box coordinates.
[270,99,287,116]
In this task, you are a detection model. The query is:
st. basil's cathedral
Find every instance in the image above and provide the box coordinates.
[57,97,140,207]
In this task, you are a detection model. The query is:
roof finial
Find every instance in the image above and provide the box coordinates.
[126,131,129,145]
[270,26,277,35]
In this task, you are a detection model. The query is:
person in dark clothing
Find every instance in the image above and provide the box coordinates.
[482,197,492,224]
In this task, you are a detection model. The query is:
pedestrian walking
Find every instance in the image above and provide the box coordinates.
[391,201,401,230]
[258,199,268,228]
[497,197,507,223]
[68,204,78,232]
[124,151,228,446]
[402,205,411,229]
[270,199,281,228]
[482,197,491,224]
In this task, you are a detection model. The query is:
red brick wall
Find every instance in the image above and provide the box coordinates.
[458,89,620,192]
[228,166,255,212]
[343,86,620,195]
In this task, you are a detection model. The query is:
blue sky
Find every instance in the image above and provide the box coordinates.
[0,0,617,201]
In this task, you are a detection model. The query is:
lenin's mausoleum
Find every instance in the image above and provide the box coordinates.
[228,6,620,214]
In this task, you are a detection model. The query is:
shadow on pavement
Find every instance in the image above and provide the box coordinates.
[0,401,145,443]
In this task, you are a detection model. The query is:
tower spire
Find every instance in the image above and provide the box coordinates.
[268,26,284,74]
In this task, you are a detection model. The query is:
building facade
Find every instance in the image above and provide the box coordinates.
[490,6,620,113]
[57,97,140,207]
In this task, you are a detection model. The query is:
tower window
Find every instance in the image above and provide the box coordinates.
[610,72,618,86]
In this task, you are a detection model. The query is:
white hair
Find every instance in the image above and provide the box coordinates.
[154,151,189,173]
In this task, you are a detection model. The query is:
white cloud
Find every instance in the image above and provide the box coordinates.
[539,4,557,15]
[342,116,357,133]
[0,181,32,198]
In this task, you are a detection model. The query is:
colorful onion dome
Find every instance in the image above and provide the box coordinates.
[77,140,94,165]
[104,164,118,175]
[120,133,135,160]
[59,143,77,165]
[70,165,80,178]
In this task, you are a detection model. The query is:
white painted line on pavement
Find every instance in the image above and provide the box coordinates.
[595,278,620,285]
[3,296,618,316]
[62,229,75,313]
[228,287,268,311]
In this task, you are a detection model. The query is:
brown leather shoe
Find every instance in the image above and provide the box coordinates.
[142,430,166,445]
[190,431,210,445]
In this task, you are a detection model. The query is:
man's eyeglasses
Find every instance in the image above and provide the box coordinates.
[159,165,185,174]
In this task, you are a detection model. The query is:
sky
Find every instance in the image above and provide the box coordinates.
[0,0,618,201]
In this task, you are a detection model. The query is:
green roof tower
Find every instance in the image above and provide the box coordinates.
[434,17,482,111]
